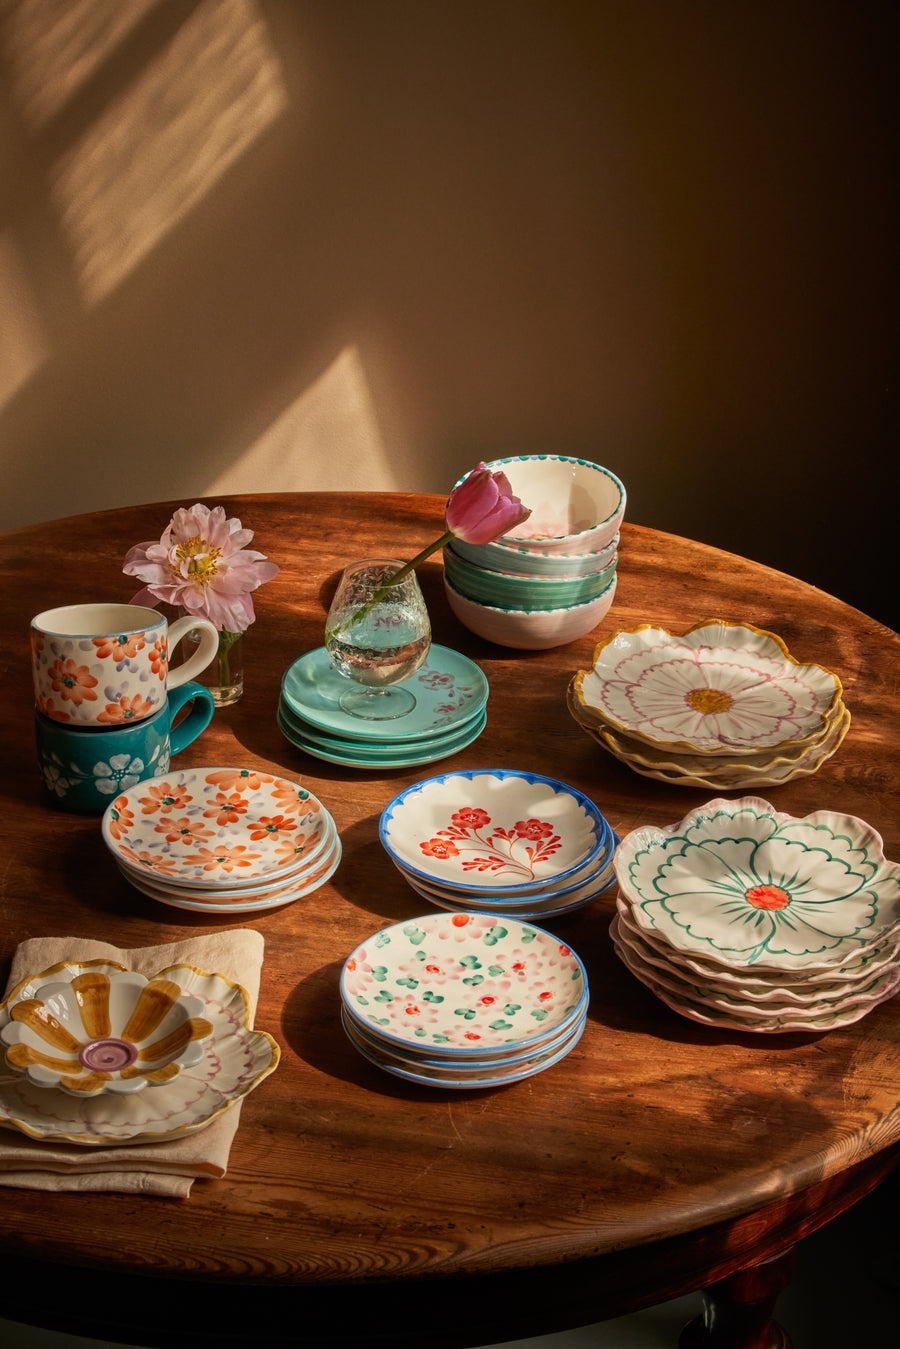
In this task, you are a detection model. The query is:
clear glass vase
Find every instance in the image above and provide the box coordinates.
[181,619,244,706]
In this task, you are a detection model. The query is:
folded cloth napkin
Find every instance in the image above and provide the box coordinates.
[0,928,265,1198]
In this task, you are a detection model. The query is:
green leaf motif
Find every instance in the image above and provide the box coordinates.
[503,1003,521,1015]
[375,932,392,948]
[488,1019,514,1031]
[396,977,418,989]
[414,950,427,962]
[374,990,393,1003]
[432,1033,450,1043]
[423,990,444,1003]
[531,1008,549,1021]
[488,964,505,976]
[454,1008,476,1020]
[460,955,481,969]
[403,925,426,945]
[463,974,485,987]
[371,965,388,982]
[369,1016,390,1026]
[484,926,508,946]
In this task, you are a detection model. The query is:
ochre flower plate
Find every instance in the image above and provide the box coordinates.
[0,962,279,1145]
[614,797,900,972]
[1,965,212,1097]
[101,767,329,889]
[341,912,588,1052]
[572,621,843,755]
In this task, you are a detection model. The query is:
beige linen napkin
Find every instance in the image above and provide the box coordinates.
[0,928,266,1197]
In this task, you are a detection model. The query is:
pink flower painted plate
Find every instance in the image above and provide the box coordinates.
[572,621,843,756]
[101,767,334,890]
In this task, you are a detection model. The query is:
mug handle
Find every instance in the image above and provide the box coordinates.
[167,615,220,688]
[168,680,216,754]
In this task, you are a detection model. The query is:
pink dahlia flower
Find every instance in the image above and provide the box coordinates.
[123,504,279,633]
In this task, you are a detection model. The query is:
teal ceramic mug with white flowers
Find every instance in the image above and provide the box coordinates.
[34,681,215,813]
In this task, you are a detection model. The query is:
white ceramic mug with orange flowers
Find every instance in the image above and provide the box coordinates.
[31,602,219,728]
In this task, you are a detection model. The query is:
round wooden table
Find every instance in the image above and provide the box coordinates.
[0,494,897,1349]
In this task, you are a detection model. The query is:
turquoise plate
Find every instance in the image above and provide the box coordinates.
[280,645,488,742]
[278,697,483,754]
[277,708,487,769]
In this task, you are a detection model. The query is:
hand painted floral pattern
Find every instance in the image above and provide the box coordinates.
[381,770,607,890]
[575,621,843,753]
[341,913,587,1049]
[101,768,329,886]
[420,808,562,879]
[615,796,900,970]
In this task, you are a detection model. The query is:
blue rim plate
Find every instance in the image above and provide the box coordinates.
[280,645,488,742]
[341,1007,586,1089]
[277,708,487,769]
[380,771,612,895]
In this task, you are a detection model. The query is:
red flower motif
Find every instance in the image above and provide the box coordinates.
[148,639,168,678]
[248,814,297,841]
[452,807,491,829]
[451,915,470,927]
[420,837,460,860]
[404,1006,420,1016]
[514,818,554,841]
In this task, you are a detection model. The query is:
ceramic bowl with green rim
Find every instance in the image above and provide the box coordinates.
[444,543,617,610]
[450,455,626,555]
[444,573,617,650]
[449,531,619,579]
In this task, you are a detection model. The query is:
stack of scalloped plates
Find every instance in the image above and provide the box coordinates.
[379,769,619,919]
[340,912,589,1088]
[101,767,341,913]
[612,796,900,1032]
[568,621,849,789]
[0,959,279,1145]
[278,645,488,769]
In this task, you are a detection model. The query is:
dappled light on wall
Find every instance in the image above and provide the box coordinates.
[203,346,399,498]
[3,0,288,306]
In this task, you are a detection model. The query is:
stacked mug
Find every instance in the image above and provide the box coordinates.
[32,603,219,812]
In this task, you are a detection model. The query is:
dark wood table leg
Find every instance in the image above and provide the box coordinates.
[678,1247,796,1349]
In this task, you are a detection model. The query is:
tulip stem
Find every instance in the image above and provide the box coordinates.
[327,530,456,642]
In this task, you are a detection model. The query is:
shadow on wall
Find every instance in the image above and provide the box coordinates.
[0,0,896,627]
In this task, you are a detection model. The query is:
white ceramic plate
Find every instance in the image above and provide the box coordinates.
[102,768,331,889]
[572,621,843,755]
[380,770,609,892]
[614,796,900,972]
[340,912,588,1053]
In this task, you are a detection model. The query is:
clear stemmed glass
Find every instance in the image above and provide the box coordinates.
[325,559,431,720]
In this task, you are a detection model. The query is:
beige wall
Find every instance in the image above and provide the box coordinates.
[1,0,896,627]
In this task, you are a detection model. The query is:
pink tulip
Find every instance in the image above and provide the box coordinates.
[123,503,279,634]
[445,463,531,544]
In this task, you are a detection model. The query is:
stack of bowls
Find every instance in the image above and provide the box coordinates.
[444,455,625,649]
[612,797,900,1033]
[101,766,341,913]
[340,911,589,1088]
[379,768,618,919]
[568,620,849,789]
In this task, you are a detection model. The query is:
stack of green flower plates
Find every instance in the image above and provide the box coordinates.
[277,645,489,769]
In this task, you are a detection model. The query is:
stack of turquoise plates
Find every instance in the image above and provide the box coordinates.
[278,645,489,769]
